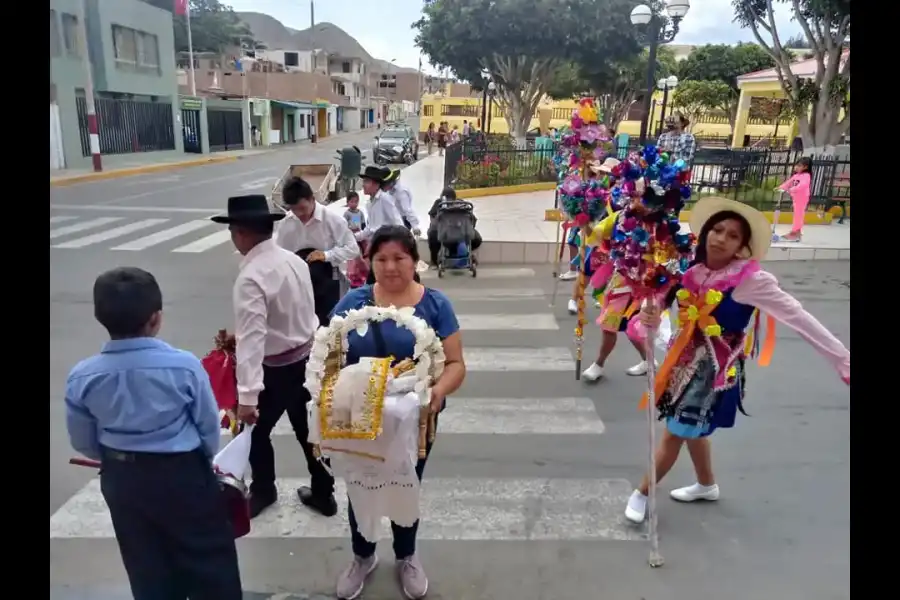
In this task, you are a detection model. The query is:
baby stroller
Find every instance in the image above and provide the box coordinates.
[435,200,477,278]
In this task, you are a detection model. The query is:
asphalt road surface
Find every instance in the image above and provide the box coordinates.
[49,254,850,599]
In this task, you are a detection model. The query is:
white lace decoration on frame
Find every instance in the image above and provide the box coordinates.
[305,305,447,407]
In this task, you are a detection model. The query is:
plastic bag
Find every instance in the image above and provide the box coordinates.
[214,425,254,480]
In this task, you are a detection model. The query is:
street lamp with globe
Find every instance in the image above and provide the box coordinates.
[656,75,679,136]
[486,80,497,133]
[630,0,690,145]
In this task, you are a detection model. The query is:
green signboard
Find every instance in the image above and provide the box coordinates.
[181,97,203,110]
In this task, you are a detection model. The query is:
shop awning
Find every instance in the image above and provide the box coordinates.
[271,100,315,110]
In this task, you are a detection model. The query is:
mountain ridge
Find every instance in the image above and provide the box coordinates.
[237,12,419,74]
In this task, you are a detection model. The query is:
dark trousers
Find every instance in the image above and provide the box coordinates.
[428,229,482,265]
[313,276,341,327]
[99,448,242,600]
[249,358,335,498]
[348,419,436,559]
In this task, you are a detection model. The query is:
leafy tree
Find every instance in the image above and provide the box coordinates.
[732,0,850,147]
[414,0,640,143]
[547,46,677,132]
[676,43,774,131]
[782,33,808,48]
[672,80,733,132]
[141,0,263,54]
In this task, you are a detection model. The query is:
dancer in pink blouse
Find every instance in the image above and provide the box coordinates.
[777,156,812,242]
[624,196,849,524]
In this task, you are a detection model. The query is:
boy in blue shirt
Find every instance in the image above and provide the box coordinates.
[65,267,242,600]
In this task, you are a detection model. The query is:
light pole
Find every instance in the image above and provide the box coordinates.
[486,81,496,133]
[479,69,491,131]
[630,0,690,146]
[656,75,678,136]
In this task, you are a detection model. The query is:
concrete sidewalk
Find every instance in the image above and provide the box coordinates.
[394,155,851,263]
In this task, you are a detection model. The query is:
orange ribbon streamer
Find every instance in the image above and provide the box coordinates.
[638,289,722,411]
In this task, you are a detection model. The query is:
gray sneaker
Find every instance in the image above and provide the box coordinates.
[397,554,429,599]
[336,554,379,600]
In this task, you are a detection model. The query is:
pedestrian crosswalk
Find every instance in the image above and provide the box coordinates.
[50,266,647,593]
[50,213,232,254]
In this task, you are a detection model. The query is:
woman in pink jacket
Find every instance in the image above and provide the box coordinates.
[777,156,812,241]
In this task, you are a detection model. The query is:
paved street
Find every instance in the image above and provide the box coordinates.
[49,122,423,256]
[50,255,850,599]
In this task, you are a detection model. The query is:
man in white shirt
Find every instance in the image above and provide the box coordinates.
[358,166,407,284]
[211,195,337,520]
[274,177,360,326]
[382,169,421,238]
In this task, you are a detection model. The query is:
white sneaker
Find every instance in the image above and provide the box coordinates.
[626,360,658,377]
[567,298,578,314]
[670,483,720,503]
[559,271,578,281]
[624,490,647,524]
[581,363,605,382]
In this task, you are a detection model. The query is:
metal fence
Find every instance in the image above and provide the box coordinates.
[444,139,850,217]
[207,108,244,152]
[76,96,175,157]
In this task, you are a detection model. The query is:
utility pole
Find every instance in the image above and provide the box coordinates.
[310,0,318,143]
[79,0,101,172]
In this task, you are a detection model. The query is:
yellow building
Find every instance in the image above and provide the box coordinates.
[419,84,786,141]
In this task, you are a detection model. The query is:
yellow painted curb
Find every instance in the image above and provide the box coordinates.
[456,181,556,199]
[50,155,240,187]
[544,208,833,225]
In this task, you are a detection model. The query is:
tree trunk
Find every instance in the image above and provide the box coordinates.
[501,94,533,148]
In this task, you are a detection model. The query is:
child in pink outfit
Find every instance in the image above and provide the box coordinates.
[777,157,812,241]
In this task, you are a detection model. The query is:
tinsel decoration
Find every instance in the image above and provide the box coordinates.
[553,98,613,379]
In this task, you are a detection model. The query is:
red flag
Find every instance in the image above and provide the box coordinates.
[174,0,188,16]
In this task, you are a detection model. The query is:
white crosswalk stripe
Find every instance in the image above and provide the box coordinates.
[53,219,169,249]
[49,266,642,576]
[50,217,122,240]
[111,220,216,251]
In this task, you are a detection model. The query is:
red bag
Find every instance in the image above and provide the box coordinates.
[201,330,237,430]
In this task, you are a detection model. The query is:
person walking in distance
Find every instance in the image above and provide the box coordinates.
[273,177,360,326]
[212,195,337,519]
[382,169,421,237]
[656,113,697,167]
[65,267,242,600]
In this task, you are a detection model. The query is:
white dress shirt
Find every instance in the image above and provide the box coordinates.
[233,239,319,407]
[273,202,360,265]
[357,190,404,241]
[389,182,420,230]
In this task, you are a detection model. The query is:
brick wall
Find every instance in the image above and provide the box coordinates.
[180,70,342,105]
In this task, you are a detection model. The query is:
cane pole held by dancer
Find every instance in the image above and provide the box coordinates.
[641,295,664,568]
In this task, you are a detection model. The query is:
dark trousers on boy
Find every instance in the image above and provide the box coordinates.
[249,357,336,516]
[100,447,242,600]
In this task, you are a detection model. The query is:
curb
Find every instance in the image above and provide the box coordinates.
[49,155,240,187]
[456,182,556,199]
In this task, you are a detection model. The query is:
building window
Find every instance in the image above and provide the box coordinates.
[342,61,351,73]
[62,13,80,57]
[50,10,61,57]
[299,115,305,127]
[112,25,160,72]
[284,52,299,67]
[423,105,434,117]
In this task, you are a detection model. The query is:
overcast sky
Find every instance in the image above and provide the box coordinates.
[226,0,801,75]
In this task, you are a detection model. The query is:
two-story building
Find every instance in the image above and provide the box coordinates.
[50,0,181,170]
[326,54,373,132]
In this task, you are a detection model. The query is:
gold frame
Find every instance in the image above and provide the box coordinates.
[317,332,393,441]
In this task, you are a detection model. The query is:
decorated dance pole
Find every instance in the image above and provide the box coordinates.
[574,232,587,379]
[642,297,664,568]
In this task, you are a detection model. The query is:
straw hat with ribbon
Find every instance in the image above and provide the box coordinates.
[689,196,773,261]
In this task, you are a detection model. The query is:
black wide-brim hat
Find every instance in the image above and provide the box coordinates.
[211,195,286,224]
[360,165,391,184]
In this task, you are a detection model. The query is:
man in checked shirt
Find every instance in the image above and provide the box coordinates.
[657,113,697,168]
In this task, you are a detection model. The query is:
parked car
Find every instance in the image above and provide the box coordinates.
[373,126,419,165]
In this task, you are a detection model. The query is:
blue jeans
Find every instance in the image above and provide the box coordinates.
[348,421,436,559]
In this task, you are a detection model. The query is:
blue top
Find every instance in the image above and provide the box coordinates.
[65,337,221,461]
[330,285,460,367]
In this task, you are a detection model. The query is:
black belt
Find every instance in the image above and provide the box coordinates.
[101,447,200,463]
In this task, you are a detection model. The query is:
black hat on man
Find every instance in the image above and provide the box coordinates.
[211,195,285,224]
[360,165,391,184]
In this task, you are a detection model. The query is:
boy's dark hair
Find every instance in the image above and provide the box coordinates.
[282,177,314,206]
[93,267,163,338]
[347,191,359,202]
